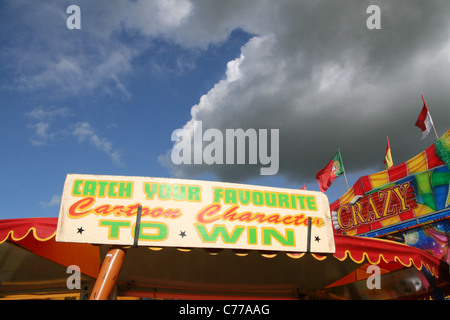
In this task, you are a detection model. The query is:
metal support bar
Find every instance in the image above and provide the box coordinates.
[133,205,142,248]
[306,217,312,253]
[89,246,127,300]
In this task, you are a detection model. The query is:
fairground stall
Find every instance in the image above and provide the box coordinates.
[0,216,447,300]
[330,129,450,299]
[1,167,449,299]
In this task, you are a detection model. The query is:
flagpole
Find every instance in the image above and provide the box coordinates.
[343,171,349,190]
[421,93,439,140]
[344,171,350,190]
[432,123,439,140]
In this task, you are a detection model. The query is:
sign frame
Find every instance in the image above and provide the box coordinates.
[56,174,335,254]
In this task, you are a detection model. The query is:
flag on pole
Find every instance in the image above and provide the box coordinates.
[301,184,306,190]
[384,136,393,170]
[316,149,345,192]
[415,94,435,140]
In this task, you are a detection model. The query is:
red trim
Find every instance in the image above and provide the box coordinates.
[0,217,101,278]
[426,144,444,168]
[333,234,442,277]
[0,218,444,278]
[0,217,56,243]
[388,163,408,182]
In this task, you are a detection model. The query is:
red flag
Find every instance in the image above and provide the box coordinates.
[301,184,306,190]
[316,150,345,192]
[415,94,434,140]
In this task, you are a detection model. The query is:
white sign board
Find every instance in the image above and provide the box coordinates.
[56,174,335,253]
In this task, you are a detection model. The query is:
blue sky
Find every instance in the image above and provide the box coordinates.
[1,1,450,219]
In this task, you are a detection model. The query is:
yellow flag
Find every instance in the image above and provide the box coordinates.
[384,137,393,169]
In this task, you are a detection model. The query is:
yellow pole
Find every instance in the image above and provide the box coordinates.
[89,246,127,300]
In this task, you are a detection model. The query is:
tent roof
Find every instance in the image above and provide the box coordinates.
[1,217,448,299]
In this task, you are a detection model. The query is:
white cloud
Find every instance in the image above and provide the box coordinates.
[39,194,61,208]
[72,122,124,166]
[28,122,54,146]
[25,106,123,166]
[26,105,71,121]
[3,1,136,98]
[124,0,192,36]
[225,54,244,83]
[26,106,71,146]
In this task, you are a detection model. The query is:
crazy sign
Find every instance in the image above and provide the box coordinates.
[332,180,418,235]
[56,174,335,253]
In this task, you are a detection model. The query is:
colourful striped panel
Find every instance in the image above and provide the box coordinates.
[406,151,428,175]
[339,187,356,205]
[388,163,408,182]
[426,144,445,169]
[369,171,389,189]
[380,215,400,227]
[361,175,373,193]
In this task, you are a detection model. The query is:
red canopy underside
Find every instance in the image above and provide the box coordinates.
[0,218,447,299]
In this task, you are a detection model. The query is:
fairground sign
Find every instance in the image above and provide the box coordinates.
[56,174,335,253]
[331,129,450,236]
[332,180,417,234]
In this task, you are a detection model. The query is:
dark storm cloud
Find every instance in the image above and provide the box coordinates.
[159,0,450,185]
